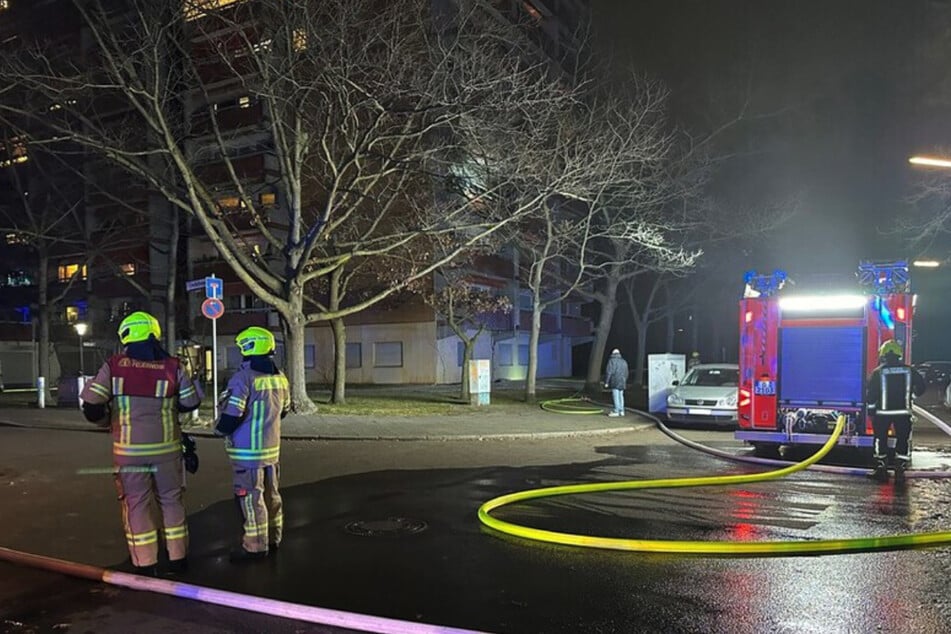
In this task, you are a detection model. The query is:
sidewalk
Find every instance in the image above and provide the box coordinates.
[0,402,654,441]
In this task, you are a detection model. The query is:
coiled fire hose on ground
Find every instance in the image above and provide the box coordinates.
[479,410,951,556]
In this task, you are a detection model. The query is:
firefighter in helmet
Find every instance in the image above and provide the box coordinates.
[865,339,925,483]
[80,311,202,575]
[214,326,290,562]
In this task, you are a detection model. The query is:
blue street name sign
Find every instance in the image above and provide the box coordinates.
[201,298,225,320]
[205,276,223,299]
[185,279,205,292]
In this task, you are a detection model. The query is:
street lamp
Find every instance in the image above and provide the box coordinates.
[74,322,88,376]
[909,155,951,168]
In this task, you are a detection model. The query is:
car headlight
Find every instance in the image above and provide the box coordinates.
[723,392,738,407]
[668,392,684,406]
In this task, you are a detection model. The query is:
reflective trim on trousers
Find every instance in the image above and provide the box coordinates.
[113,441,181,457]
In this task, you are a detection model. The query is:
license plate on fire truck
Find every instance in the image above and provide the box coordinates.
[754,380,776,395]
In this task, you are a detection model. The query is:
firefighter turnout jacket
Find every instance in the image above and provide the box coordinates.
[216,359,290,467]
[866,361,926,417]
[81,354,202,465]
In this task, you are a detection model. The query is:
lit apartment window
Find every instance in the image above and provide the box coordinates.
[5,232,27,245]
[0,1,9,12]
[120,262,136,276]
[522,1,542,21]
[58,263,87,282]
[5,271,32,287]
[0,136,28,167]
[183,0,242,21]
[216,195,245,212]
[259,192,276,206]
[238,96,251,109]
[292,29,308,52]
[64,305,79,323]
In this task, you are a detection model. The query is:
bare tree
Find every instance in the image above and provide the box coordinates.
[901,156,951,255]
[0,0,603,412]
[0,140,90,400]
[508,77,698,402]
[424,261,512,402]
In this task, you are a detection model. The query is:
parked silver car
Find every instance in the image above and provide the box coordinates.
[666,363,739,426]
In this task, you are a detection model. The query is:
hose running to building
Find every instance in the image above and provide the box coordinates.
[478,412,951,555]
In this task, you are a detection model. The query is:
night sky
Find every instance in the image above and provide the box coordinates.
[596,1,951,359]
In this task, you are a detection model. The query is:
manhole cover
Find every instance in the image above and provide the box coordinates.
[344,517,428,537]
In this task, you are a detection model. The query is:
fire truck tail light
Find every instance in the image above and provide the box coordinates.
[745,311,752,323]
[897,306,906,321]
[739,388,751,407]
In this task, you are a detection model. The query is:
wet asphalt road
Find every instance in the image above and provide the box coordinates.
[3,414,951,633]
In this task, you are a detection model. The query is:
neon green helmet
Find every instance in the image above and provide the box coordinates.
[118,311,161,345]
[236,326,275,356]
[879,339,903,360]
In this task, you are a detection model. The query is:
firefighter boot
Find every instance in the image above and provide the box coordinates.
[868,460,889,483]
[894,459,909,484]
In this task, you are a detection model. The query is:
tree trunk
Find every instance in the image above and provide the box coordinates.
[280,293,316,413]
[330,317,346,404]
[164,205,179,352]
[585,289,617,393]
[525,305,541,404]
[37,252,52,404]
[666,311,675,351]
[460,337,473,401]
[328,267,347,404]
[634,322,648,387]
[690,303,699,355]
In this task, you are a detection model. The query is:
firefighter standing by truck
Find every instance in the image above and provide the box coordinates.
[866,339,926,483]
[80,311,202,576]
[214,326,290,563]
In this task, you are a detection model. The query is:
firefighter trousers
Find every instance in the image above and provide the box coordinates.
[232,463,283,553]
[114,459,188,567]
[872,415,912,463]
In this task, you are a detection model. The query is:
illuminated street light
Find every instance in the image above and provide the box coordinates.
[909,156,951,168]
[74,322,88,375]
[913,260,941,268]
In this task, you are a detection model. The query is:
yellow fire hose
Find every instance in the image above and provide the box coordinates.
[478,415,951,555]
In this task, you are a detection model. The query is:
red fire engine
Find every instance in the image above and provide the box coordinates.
[735,261,915,455]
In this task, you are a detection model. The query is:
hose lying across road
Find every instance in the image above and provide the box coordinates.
[0,547,486,634]
[478,401,951,556]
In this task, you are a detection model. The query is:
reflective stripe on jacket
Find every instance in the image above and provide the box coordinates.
[219,362,290,467]
[80,353,202,465]
[866,362,925,418]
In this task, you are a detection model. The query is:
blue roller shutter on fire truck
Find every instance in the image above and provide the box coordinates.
[779,326,864,406]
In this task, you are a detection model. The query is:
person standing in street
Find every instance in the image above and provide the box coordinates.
[603,348,629,417]
[866,339,925,483]
[215,326,290,563]
[80,311,202,576]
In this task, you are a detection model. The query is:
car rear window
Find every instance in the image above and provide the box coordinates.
[683,368,738,387]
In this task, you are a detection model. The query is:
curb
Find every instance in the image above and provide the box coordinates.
[0,418,654,441]
[180,423,654,442]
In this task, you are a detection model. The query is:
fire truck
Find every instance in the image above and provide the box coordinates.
[735,261,915,456]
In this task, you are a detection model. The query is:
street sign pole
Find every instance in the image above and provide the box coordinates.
[200,276,225,421]
[212,314,219,421]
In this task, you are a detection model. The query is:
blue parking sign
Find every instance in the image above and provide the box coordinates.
[205,276,223,299]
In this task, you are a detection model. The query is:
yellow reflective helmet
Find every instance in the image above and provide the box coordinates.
[879,339,903,360]
[235,326,275,356]
[118,311,161,345]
